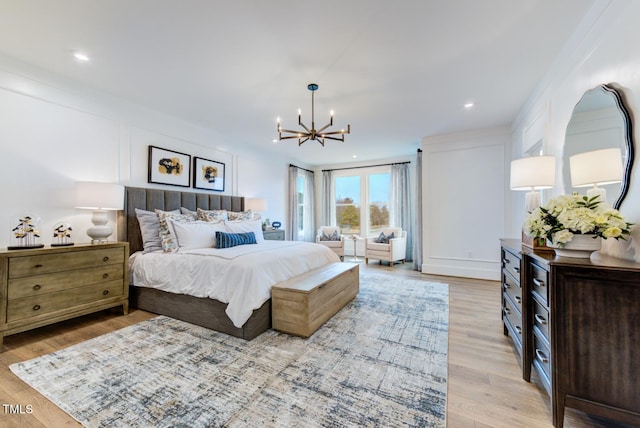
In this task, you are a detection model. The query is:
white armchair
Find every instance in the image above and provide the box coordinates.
[316,226,345,261]
[365,227,407,268]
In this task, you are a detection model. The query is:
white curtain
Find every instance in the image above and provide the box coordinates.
[413,150,423,270]
[287,165,315,242]
[286,165,298,240]
[300,168,315,242]
[391,162,412,261]
[321,170,334,226]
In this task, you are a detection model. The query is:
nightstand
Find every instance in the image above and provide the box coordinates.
[263,229,285,241]
[0,242,129,349]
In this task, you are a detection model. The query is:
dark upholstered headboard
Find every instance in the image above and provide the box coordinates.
[117,186,244,254]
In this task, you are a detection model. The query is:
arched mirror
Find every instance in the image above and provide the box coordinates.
[563,84,634,209]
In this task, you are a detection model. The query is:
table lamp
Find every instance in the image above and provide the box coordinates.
[570,148,622,205]
[75,182,124,243]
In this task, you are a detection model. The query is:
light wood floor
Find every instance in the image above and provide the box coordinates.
[0,262,616,427]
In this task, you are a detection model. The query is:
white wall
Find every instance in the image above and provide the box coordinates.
[421,127,511,280]
[511,0,640,262]
[0,55,290,247]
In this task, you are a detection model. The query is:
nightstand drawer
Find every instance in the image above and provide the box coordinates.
[502,270,522,313]
[7,280,124,322]
[8,264,124,300]
[532,298,550,341]
[502,247,521,281]
[533,330,552,391]
[530,261,549,305]
[8,247,124,278]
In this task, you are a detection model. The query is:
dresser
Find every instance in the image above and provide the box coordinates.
[0,242,129,349]
[502,239,640,427]
[263,229,285,241]
[499,239,527,377]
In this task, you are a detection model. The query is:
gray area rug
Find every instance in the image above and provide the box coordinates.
[10,272,448,427]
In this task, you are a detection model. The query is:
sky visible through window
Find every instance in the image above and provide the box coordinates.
[336,174,389,203]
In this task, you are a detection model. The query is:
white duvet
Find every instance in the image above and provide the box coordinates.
[129,240,340,328]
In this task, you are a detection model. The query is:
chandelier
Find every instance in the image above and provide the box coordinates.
[277,83,350,146]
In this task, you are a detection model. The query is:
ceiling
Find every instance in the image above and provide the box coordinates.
[0,0,598,166]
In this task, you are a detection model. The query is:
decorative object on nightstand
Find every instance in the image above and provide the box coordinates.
[51,222,74,247]
[75,182,124,244]
[271,221,281,229]
[510,155,556,250]
[8,212,44,250]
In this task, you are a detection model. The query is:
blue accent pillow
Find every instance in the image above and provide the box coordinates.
[215,231,257,248]
[375,231,395,244]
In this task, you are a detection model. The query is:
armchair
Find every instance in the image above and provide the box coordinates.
[316,226,345,261]
[365,227,407,268]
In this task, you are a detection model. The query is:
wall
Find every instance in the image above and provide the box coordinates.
[511,0,640,262]
[421,127,511,280]
[0,55,290,248]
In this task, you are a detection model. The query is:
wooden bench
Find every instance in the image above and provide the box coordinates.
[271,262,359,337]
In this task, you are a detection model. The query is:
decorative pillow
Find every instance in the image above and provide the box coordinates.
[375,231,395,244]
[224,219,265,243]
[180,207,197,216]
[135,208,179,253]
[227,210,256,221]
[155,210,197,253]
[215,231,257,249]
[320,230,340,241]
[197,208,228,222]
[171,220,226,251]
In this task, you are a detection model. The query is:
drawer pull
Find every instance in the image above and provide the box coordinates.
[33,284,42,291]
[33,304,41,311]
[515,296,522,304]
[103,273,109,279]
[514,267,520,273]
[103,290,109,296]
[103,256,109,262]
[515,326,522,335]
[532,278,545,287]
[503,307,511,315]
[534,314,548,325]
[503,282,511,289]
[535,349,549,364]
[502,258,510,265]
[34,264,43,268]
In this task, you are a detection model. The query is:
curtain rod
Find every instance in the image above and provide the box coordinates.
[322,161,410,173]
[289,164,314,174]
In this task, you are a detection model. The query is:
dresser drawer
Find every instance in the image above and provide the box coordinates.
[8,264,124,300]
[501,248,521,281]
[8,247,124,278]
[533,330,552,391]
[502,294,523,345]
[530,261,549,305]
[502,270,522,313]
[7,280,124,322]
[532,298,550,341]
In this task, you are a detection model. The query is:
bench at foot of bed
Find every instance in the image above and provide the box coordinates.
[271,262,359,338]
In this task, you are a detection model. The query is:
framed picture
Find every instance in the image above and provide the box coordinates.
[148,145,191,187]
[193,157,225,191]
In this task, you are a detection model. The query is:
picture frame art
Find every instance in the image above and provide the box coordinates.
[148,145,191,187]
[193,156,225,191]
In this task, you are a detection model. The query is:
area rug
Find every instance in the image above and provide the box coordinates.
[10,272,449,427]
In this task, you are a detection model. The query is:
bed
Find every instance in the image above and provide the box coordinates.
[117,186,339,340]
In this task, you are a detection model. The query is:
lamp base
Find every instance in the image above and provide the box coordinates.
[87,210,113,244]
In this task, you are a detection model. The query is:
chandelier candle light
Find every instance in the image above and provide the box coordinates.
[277,83,350,146]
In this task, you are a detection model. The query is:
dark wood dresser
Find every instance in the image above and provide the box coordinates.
[500,239,640,427]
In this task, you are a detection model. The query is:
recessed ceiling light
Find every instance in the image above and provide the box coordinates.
[352,155,358,159]
[272,139,278,143]
[464,102,474,109]
[72,51,90,62]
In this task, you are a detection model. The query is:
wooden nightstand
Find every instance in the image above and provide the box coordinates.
[0,242,129,350]
[263,229,285,241]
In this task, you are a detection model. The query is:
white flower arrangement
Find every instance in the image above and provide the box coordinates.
[523,193,632,246]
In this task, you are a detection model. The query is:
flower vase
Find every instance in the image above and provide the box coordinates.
[549,234,601,258]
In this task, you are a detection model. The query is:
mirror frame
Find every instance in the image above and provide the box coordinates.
[565,84,635,209]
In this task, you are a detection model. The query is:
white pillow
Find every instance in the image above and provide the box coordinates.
[170,220,226,250]
[224,219,264,243]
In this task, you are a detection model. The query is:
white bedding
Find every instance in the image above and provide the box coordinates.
[129,240,340,328]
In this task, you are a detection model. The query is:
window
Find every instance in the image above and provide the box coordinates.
[297,174,305,236]
[334,169,390,237]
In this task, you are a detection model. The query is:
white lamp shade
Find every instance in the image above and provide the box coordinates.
[245,198,267,212]
[75,182,124,210]
[570,148,623,187]
[510,156,556,190]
